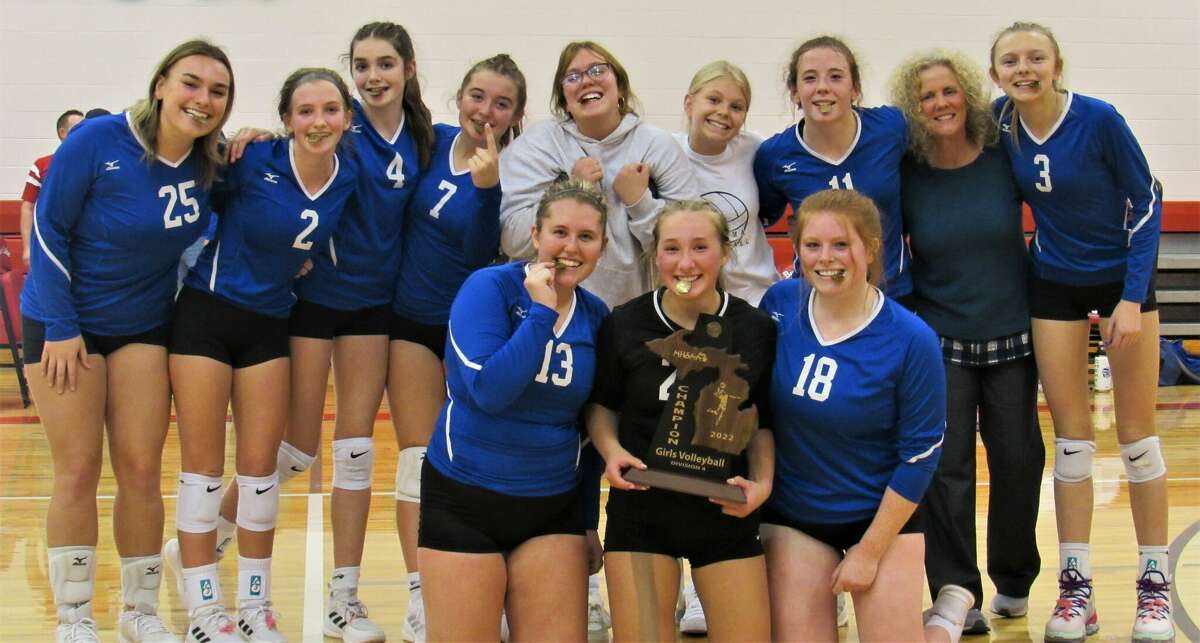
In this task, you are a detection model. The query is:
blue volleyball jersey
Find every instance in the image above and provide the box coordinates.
[393,124,502,324]
[186,139,356,318]
[22,112,214,340]
[994,93,1161,302]
[427,261,609,497]
[754,106,912,297]
[761,279,945,524]
[295,99,420,310]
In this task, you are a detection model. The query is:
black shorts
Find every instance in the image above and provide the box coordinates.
[389,312,447,361]
[288,300,390,339]
[170,286,289,368]
[603,488,762,569]
[22,317,169,364]
[418,459,585,554]
[761,506,922,554]
[1029,274,1158,321]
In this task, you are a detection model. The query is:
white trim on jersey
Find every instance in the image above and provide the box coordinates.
[443,389,455,460]
[26,164,42,187]
[31,202,70,281]
[447,132,471,177]
[288,140,342,201]
[806,286,885,346]
[651,288,731,331]
[573,434,583,470]
[208,240,221,291]
[1020,91,1074,146]
[125,111,193,168]
[328,238,338,266]
[1126,178,1158,246]
[906,434,944,464]
[365,110,406,146]
[554,291,577,338]
[448,321,483,371]
[792,111,862,166]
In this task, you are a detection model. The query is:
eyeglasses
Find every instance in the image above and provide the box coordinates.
[561,63,612,87]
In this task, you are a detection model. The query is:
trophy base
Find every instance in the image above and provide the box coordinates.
[625,468,746,504]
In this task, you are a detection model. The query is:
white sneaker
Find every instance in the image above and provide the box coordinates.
[587,590,611,641]
[1132,569,1174,643]
[119,609,179,642]
[400,588,425,643]
[324,592,385,643]
[186,605,240,643]
[836,592,850,627]
[57,604,100,643]
[236,602,287,642]
[990,593,1029,618]
[1044,568,1099,643]
[679,585,706,635]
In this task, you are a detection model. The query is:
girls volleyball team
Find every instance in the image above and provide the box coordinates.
[22,16,1171,643]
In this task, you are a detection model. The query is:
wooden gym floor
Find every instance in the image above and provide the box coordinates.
[0,374,1196,642]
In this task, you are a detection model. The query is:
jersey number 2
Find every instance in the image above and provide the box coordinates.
[792,354,837,402]
[292,209,319,250]
[535,340,574,387]
[160,181,200,229]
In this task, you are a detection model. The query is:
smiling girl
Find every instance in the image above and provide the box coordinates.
[21,39,233,643]
[168,68,357,643]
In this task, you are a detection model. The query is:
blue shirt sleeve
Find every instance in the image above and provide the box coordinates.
[461,184,502,267]
[446,269,558,415]
[1097,106,1161,303]
[29,128,97,340]
[886,320,946,503]
[753,137,790,227]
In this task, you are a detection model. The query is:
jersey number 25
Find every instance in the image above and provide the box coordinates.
[160,181,201,229]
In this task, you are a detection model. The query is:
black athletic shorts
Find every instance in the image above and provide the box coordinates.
[603,488,763,569]
[761,506,922,554]
[418,459,585,554]
[22,317,169,364]
[389,312,448,361]
[170,286,289,368]
[288,300,390,339]
[1029,274,1157,321]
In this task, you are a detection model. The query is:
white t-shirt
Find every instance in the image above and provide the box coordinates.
[673,130,779,305]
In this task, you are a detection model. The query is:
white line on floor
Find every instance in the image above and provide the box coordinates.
[302,493,324,643]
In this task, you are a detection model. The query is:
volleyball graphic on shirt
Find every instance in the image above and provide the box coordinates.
[702,190,750,247]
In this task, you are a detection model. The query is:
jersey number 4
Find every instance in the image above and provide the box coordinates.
[535,340,574,387]
[792,354,837,402]
[386,153,406,189]
[159,181,201,229]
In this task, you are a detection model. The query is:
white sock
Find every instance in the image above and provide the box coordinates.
[237,556,272,607]
[216,516,237,555]
[926,615,963,643]
[182,563,222,613]
[1138,546,1169,577]
[408,571,421,593]
[1059,543,1092,579]
[120,554,164,613]
[331,566,360,594]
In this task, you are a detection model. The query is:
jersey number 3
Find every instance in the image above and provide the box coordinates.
[792,354,837,402]
[160,181,200,229]
[1033,154,1052,192]
[535,340,574,387]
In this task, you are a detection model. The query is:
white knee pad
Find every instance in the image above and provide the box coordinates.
[48,546,96,607]
[1120,436,1167,483]
[395,446,426,503]
[177,472,224,533]
[1053,438,1096,483]
[276,441,315,486]
[333,437,375,491]
[236,473,280,532]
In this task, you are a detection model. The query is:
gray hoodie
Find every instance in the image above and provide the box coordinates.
[500,114,698,308]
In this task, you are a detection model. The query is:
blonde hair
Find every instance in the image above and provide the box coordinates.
[535,179,608,233]
[686,60,752,109]
[888,49,998,164]
[128,39,234,189]
[651,200,732,288]
[989,21,1066,153]
[550,41,640,119]
[791,189,883,287]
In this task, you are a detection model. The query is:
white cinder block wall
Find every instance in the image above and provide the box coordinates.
[2,0,1197,200]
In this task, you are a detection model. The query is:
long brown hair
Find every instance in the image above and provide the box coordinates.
[128,39,234,189]
[786,36,862,107]
[348,22,435,170]
[457,54,527,147]
[550,41,640,120]
[989,21,1065,154]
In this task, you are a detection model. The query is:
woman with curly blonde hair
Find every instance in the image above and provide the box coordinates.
[890,50,1042,635]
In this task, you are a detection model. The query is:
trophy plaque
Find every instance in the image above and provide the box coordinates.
[624,313,759,503]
